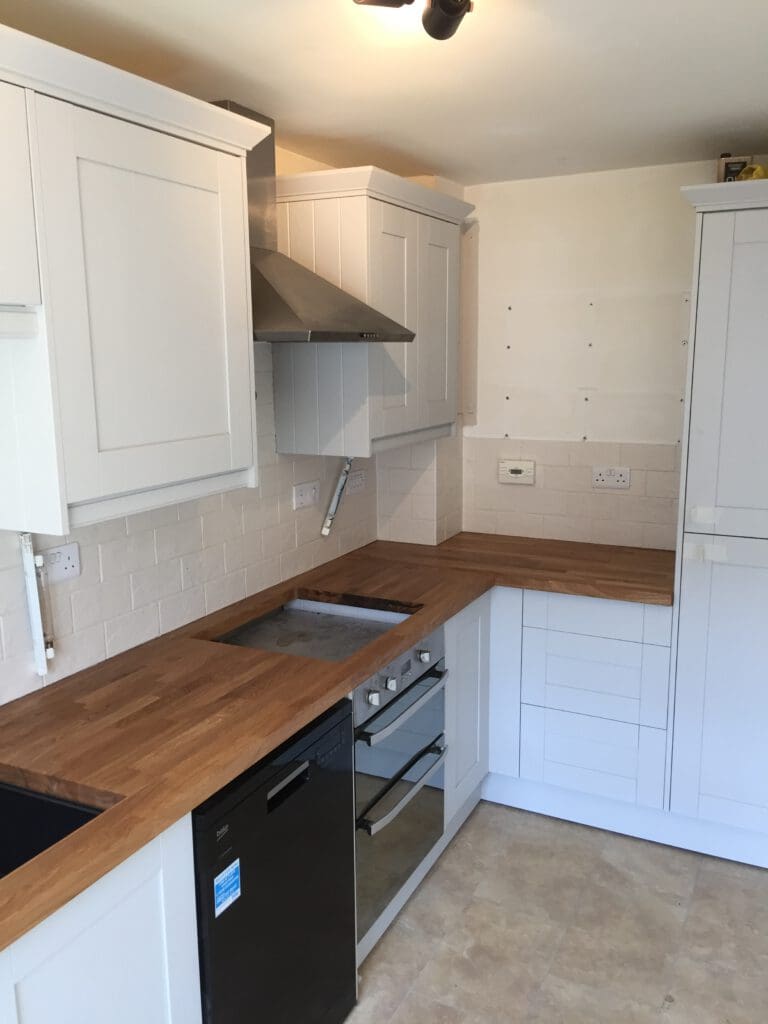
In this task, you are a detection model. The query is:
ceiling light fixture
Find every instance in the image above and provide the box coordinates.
[354,0,473,40]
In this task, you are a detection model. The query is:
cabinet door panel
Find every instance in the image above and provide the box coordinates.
[444,593,490,823]
[672,535,768,831]
[686,210,768,538]
[417,215,459,429]
[0,82,40,306]
[34,95,252,503]
[369,200,419,439]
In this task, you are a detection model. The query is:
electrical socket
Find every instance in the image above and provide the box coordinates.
[41,542,81,583]
[592,466,631,490]
[346,469,367,495]
[292,480,320,510]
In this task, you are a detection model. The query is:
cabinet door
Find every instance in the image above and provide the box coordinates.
[416,214,459,429]
[369,199,419,439]
[686,209,768,538]
[444,592,491,824]
[672,535,768,832]
[0,82,40,306]
[3,817,201,1024]
[488,586,523,777]
[34,95,253,505]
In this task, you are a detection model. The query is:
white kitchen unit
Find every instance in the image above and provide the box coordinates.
[487,586,523,779]
[272,166,473,457]
[0,81,39,308]
[683,191,768,540]
[0,25,268,535]
[444,591,491,824]
[671,183,768,838]
[0,817,201,1024]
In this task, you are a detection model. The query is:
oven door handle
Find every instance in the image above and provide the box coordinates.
[357,670,448,748]
[357,743,448,837]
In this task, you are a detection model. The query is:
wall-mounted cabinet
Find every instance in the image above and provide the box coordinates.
[0,34,267,535]
[0,81,39,308]
[272,167,472,457]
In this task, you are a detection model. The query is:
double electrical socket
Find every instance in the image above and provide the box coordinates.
[41,542,81,583]
[592,466,631,490]
[292,480,320,510]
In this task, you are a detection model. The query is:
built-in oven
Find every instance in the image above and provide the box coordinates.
[353,628,446,942]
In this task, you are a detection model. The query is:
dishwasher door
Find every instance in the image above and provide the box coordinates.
[193,701,356,1024]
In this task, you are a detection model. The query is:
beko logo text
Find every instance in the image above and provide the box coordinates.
[216,824,230,842]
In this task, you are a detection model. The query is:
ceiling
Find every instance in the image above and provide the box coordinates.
[1,0,767,184]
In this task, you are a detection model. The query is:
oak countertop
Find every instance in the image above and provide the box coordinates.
[0,533,674,950]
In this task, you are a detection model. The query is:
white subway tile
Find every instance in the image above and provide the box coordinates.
[204,572,246,614]
[47,625,107,684]
[0,653,42,703]
[181,546,226,590]
[245,558,282,597]
[70,517,128,546]
[159,587,206,633]
[156,517,204,561]
[646,471,681,498]
[126,504,179,535]
[105,604,160,657]
[131,560,182,609]
[99,531,156,581]
[72,577,131,632]
[224,530,264,573]
[619,443,680,472]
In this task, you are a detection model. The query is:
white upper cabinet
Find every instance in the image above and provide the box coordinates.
[0,29,267,534]
[34,96,254,508]
[0,81,40,307]
[684,195,768,539]
[273,167,472,458]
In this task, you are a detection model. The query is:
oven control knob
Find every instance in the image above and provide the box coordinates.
[385,676,398,692]
[417,649,431,664]
[366,690,381,707]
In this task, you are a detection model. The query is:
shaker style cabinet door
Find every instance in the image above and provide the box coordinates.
[686,209,768,539]
[416,214,459,430]
[672,536,768,833]
[444,592,491,825]
[33,95,253,505]
[0,81,40,306]
[369,199,419,440]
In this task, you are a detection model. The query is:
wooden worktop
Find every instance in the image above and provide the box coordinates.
[0,533,674,950]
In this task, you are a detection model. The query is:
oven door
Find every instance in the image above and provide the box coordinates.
[354,665,447,941]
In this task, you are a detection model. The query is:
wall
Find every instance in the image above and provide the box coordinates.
[460,159,717,548]
[275,146,335,176]
[0,343,377,706]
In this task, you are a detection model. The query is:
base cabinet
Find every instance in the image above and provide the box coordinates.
[672,536,768,833]
[444,592,491,825]
[0,817,202,1024]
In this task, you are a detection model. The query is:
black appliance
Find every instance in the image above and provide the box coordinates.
[193,701,356,1024]
[353,628,447,941]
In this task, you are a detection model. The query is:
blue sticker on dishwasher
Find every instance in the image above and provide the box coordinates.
[214,858,241,918]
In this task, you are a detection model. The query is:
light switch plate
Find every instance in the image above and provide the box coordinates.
[592,466,631,489]
[498,459,535,485]
[292,480,320,510]
[41,542,81,583]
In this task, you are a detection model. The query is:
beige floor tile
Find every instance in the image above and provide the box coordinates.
[351,804,768,1024]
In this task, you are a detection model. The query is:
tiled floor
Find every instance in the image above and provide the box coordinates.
[348,802,768,1023]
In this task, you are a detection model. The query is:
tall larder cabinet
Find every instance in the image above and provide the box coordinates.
[272,167,473,457]
[672,182,768,834]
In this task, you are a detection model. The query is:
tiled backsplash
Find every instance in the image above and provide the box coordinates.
[463,437,680,549]
[0,344,377,707]
[376,430,463,546]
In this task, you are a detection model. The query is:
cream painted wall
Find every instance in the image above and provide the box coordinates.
[275,145,335,175]
[464,160,716,445]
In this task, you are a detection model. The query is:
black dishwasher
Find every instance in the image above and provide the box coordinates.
[193,700,356,1024]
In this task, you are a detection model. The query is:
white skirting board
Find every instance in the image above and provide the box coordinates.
[356,784,483,966]
[483,773,768,869]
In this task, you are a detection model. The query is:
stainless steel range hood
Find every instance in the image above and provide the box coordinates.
[217,102,414,345]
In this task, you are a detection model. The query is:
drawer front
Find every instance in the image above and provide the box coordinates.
[523,590,672,646]
[520,706,666,808]
[521,628,670,728]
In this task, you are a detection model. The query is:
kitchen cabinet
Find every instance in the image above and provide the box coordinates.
[0,81,39,307]
[444,591,491,824]
[0,817,201,1024]
[487,586,523,778]
[0,32,267,535]
[272,166,472,457]
[672,537,768,832]
[684,203,768,539]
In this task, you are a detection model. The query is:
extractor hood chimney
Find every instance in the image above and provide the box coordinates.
[215,101,415,345]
